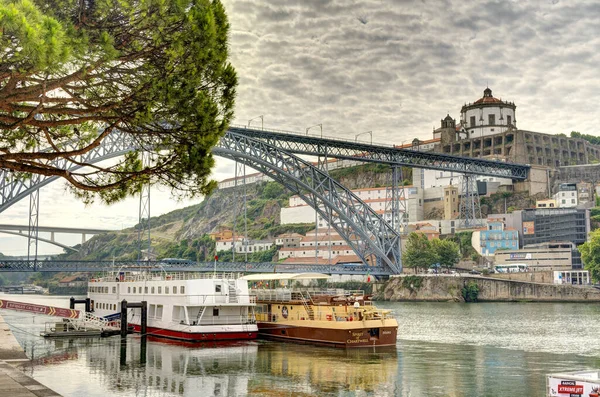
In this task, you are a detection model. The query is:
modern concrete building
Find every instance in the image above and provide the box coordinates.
[502,208,590,268]
[494,242,575,271]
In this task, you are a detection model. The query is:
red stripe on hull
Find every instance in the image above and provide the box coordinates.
[130,324,258,342]
[257,323,397,348]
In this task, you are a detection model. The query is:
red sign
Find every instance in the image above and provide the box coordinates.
[214,255,219,261]
[558,384,584,394]
[0,299,79,319]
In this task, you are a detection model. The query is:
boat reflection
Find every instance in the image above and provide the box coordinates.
[83,338,258,396]
[250,343,398,396]
[22,337,398,396]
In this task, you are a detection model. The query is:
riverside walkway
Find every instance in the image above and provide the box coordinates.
[0,314,61,397]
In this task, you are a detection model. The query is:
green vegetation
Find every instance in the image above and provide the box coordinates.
[431,238,461,269]
[403,233,461,271]
[461,281,480,302]
[447,231,480,261]
[579,229,600,282]
[571,131,600,145]
[0,0,236,204]
[401,275,423,291]
[403,233,439,272]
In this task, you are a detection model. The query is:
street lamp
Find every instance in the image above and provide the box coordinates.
[355,131,372,144]
[306,123,323,137]
[248,115,264,130]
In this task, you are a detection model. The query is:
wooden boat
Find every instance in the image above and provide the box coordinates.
[88,270,258,342]
[243,273,398,348]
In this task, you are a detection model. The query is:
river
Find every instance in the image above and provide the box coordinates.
[2,294,600,396]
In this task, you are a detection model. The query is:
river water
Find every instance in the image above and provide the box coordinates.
[2,294,600,396]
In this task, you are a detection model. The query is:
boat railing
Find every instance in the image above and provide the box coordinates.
[250,288,369,302]
[185,294,257,305]
[176,314,256,327]
[256,308,394,322]
[92,272,244,283]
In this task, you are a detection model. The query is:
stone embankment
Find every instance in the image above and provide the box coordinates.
[0,314,62,396]
[380,275,600,302]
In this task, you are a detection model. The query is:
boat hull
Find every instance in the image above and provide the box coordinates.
[256,321,397,348]
[130,324,258,342]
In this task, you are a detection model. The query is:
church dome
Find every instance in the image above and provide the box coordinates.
[473,88,502,104]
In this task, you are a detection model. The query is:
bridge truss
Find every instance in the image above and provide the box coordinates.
[0,126,530,274]
[215,132,402,273]
[0,259,388,275]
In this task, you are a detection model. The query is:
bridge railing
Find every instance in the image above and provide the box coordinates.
[0,260,392,275]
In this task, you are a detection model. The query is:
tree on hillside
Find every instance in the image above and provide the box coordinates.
[403,233,439,272]
[579,229,600,282]
[431,238,460,270]
[0,0,236,204]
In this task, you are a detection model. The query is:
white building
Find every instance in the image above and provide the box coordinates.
[460,87,516,139]
[412,168,512,191]
[281,186,419,228]
[216,238,274,254]
[553,183,578,208]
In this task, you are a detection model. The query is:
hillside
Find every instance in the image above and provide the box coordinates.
[56,164,400,261]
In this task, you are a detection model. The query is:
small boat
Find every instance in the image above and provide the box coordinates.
[243,273,398,348]
[87,270,258,342]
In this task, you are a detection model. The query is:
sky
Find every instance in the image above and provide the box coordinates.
[2,0,600,255]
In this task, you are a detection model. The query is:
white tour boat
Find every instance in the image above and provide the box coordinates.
[87,270,258,342]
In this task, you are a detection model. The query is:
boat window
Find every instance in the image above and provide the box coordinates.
[158,287,162,294]
[145,287,148,294]
[213,308,219,316]
[215,285,221,293]
[180,286,185,294]
[128,287,131,293]
[173,286,177,294]
[112,287,116,293]
[105,287,108,293]
[139,288,142,294]
[133,287,136,293]
[151,287,155,294]
[156,305,163,319]
[165,287,169,294]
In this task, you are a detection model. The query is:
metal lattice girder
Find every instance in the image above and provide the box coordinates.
[0,127,529,214]
[0,131,134,214]
[459,174,483,229]
[0,259,390,275]
[214,132,402,273]
[229,125,530,180]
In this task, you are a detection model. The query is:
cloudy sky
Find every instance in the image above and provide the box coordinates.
[2,0,599,255]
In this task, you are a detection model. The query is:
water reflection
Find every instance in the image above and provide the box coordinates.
[19,336,398,397]
[250,343,398,396]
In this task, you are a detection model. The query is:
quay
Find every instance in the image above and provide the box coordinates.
[0,314,61,397]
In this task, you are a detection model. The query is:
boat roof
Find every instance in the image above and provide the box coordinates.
[240,273,330,281]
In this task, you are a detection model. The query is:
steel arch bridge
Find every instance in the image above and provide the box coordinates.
[0,126,529,274]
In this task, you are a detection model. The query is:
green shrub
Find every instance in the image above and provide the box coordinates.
[461,281,479,302]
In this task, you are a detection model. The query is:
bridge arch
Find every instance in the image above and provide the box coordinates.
[215,132,402,273]
[0,230,78,252]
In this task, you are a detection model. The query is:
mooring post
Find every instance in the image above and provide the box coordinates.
[141,301,147,336]
[120,338,127,367]
[140,335,147,366]
[69,297,75,310]
[120,300,128,338]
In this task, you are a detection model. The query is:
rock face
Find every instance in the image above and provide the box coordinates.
[382,276,600,302]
